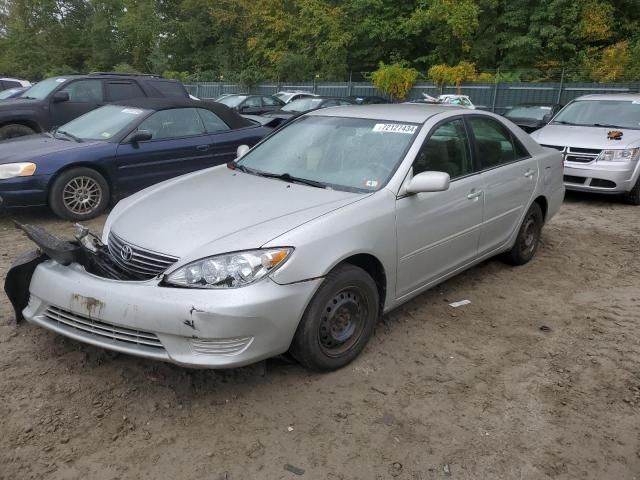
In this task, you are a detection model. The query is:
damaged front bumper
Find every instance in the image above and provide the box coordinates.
[4,225,321,368]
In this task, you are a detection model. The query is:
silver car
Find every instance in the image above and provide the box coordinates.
[13,105,564,371]
[531,94,640,204]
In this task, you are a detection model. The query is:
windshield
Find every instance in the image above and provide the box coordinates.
[0,88,22,99]
[217,95,247,108]
[57,105,150,141]
[553,100,640,130]
[282,97,324,112]
[506,105,553,121]
[237,116,419,192]
[19,77,67,100]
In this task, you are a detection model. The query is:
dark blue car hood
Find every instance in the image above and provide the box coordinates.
[0,134,108,165]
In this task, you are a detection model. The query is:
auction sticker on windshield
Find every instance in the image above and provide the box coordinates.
[373,123,418,134]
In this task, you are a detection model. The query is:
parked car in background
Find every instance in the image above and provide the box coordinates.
[346,95,388,105]
[273,90,316,104]
[215,94,285,115]
[0,86,28,100]
[6,104,563,371]
[531,94,640,204]
[503,103,562,132]
[437,95,476,109]
[0,77,31,89]
[0,72,189,141]
[0,98,274,220]
[262,96,355,119]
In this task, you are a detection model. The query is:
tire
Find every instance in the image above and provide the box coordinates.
[502,202,544,266]
[290,264,380,372]
[623,178,640,205]
[0,124,36,141]
[49,167,110,221]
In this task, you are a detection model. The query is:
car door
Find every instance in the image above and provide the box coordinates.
[105,80,145,102]
[196,108,250,166]
[261,96,283,113]
[238,96,263,115]
[395,117,484,299]
[114,107,212,196]
[467,116,538,255]
[49,79,105,128]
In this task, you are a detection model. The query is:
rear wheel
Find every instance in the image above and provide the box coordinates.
[290,264,379,372]
[623,178,640,205]
[502,202,543,266]
[49,167,110,221]
[0,124,35,140]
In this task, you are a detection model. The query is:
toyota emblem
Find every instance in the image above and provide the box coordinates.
[120,244,133,262]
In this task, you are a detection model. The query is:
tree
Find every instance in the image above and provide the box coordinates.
[428,62,479,92]
[371,62,418,101]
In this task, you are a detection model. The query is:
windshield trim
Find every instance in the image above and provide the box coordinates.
[237,115,423,194]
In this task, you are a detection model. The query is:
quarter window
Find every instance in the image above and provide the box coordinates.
[197,109,230,133]
[413,119,473,179]
[468,117,529,169]
[60,80,103,103]
[138,108,205,139]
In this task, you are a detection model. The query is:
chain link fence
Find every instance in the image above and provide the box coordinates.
[186,80,640,113]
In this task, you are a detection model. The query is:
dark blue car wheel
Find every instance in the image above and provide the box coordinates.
[49,167,110,221]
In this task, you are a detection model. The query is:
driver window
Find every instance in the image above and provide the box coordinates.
[244,96,262,108]
[60,80,103,103]
[413,119,473,179]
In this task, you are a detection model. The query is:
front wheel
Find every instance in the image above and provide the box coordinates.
[502,202,543,266]
[290,264,379,372]
[49,167,110,221]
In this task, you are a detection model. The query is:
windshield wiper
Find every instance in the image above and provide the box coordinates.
[550,120,578,126]
[587,123,626,129]
[255,171,327,189]
[55,129,83,142]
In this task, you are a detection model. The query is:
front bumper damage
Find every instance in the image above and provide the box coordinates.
[4,224,321,368]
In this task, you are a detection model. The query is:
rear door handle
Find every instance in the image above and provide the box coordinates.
[196,145,210,151]
[467,189,483,200]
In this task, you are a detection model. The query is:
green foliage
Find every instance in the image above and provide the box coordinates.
[0,0,639,82]
[428,62,478,92]
[371,62,418,101]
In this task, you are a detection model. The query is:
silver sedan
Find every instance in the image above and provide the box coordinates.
[16,105,564,371]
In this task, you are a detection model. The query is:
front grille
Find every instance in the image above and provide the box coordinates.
[43,306,165,350]
[190,336,253,356]
[108,232,178,279]
[565,147,601,164]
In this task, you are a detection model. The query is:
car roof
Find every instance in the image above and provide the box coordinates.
[109,97,252,129]
[575,93,640,102]
[309,104,461,123]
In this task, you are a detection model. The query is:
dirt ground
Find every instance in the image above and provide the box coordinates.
[0,192,639,480]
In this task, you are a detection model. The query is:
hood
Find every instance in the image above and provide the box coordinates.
[108,166,364,259]
[0,98,39,111]
[0,134,104,165]
[531,124,640,149]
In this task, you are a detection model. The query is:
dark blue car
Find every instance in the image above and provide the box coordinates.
[0,98,273,220]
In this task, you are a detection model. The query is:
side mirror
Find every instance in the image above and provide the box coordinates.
[52,91,69,103]
[406,171,450,194]
[128,129,153,143]
[236,144,250,159]
[542,113,553,124]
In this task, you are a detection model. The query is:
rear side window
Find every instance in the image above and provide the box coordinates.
[138,108,205,139]
[197,109,230,133]
[413,118,474,180]
[148,80,188,98]
[106,81,145,101]
[468,117,529,169]
[2,80,20,89]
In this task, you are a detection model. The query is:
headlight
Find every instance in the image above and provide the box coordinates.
[164,248,293,289]
[597,148,640,162]
[0,162,37,180]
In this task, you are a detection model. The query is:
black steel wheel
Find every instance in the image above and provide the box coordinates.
[502,202,543,265]
[290,264,379,372]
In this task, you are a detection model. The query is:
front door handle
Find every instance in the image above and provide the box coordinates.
[524,169,535,179]
[467,189,483,200]
[196,145,210,151]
